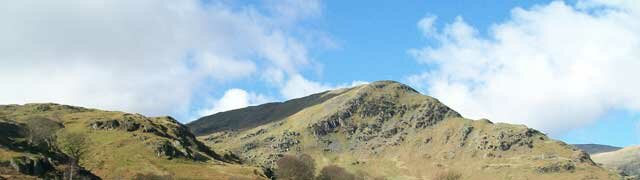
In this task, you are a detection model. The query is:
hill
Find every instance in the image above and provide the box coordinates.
[572,144,622,154]
[188,81,620,179]
[0,103,266,179]
[591,146,640,178]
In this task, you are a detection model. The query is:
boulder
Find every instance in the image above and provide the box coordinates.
[9,156,53,176]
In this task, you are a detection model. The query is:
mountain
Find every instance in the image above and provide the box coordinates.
[0,103,266,179]
[572,144,622,154]
[189,81,620,179]
[591,146,640,178]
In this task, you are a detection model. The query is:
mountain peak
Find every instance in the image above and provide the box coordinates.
[187,80,616,179]
[188,81,451,136]
[358,80,419,93]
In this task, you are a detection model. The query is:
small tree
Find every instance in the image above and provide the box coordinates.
[56,132,90,180]
[316,165,356,180]
[275,154,316,180]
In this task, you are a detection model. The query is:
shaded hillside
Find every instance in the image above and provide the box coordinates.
[193,81,620,179]
[573,144,622,154]
[591,146,640,178]
[0,103,266,179]
[189,90,348,136]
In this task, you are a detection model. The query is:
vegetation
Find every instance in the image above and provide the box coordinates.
[591,146,640,178]
[275,154,316,180]
[0,81,627,179]
[198,81,620,179]
[25,117,61,149]
[316,165,356,180]
[132,173,174,180]
[0,103,266,179]
[432,170,462,180]
[188,90,346,136]
[56,131,90,180]
[274,154,364,180]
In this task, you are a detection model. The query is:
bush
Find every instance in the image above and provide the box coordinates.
[132,173,174,180]
[316,165,356,180]
[432,170,462,180]
[275,154,316,180]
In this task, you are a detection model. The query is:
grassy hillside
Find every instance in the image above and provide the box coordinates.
[0,103,266,179]
[591,146,640,178]
[192,81,621,179]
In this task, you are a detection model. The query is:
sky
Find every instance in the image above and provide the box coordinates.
[2,0,640,147]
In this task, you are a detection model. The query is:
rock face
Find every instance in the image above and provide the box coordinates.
[88,114,219,161]
[9,156,53,176]
[191,81,620,179]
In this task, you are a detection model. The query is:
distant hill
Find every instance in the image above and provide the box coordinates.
[591,146,640,178]
[572,144,622,154]
[189,81,620,179]
[0,103,266,179]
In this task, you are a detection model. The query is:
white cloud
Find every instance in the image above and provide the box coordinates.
[417,15,438,37]
[409,1,640,135]
[280,74,333,99]
[0,0,323,119]
[192,77,366,120]
[280,74,368,99]
[196,88,271,117]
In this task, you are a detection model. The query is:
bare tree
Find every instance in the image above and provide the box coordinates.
[56,131,90,180]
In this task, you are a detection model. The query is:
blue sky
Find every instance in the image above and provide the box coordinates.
[2,0,639,147]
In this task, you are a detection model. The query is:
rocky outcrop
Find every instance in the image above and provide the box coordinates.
[153,140,190,159]
[9,156,54,176]
[535,161,576,173]
[476,128,538,151]
[89,116,141,132]
[0,120,26,147]
[194,81,617,179]
[89,115,223,162]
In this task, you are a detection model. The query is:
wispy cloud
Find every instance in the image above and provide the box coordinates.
[0,0,325,120]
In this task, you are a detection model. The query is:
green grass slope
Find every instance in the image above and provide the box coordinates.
[0,103,266,179]
[193,81,621,180]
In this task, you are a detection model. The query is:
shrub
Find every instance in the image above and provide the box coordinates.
[432,170,462,180]
[316,165,356,180]
[56,132,90,180]
[275,154,316,180]
[132,173,174,180]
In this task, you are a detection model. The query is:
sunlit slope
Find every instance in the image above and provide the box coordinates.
[592,146,640,178]
[0,103,266,179]
[191,81,620,179]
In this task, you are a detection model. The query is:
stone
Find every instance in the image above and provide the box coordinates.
[9,156,53,176]
[154,141,184,159]
[536,161,576,173]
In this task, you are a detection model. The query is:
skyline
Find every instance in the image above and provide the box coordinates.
[2,0,640,147]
